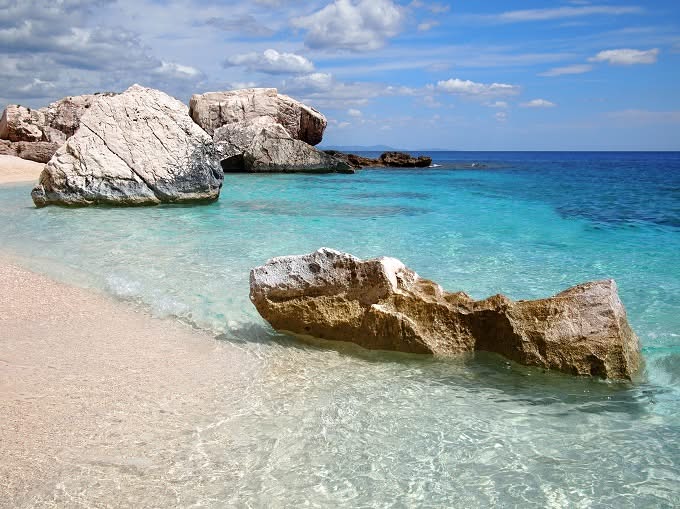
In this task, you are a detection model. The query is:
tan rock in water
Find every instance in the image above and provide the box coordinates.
[250,248,641,380]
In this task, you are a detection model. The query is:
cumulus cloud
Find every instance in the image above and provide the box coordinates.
[348,108,362,117]
[154,61,202,79]
[282,72,415,109]
[224,49,314,74]
[495,111,508,122]
[521,99,556,108]
[539,64,593,77]
[589,48,659,65]
[0,0,207,105]
[434,78,520,98]
[292,0,403,51]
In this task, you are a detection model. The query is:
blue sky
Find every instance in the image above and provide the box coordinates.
[2,0,679,150]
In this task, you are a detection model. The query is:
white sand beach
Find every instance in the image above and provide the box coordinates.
[0,259,250,506]
[0,155,44,185]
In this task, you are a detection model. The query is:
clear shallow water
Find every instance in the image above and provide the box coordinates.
[1,152,679,507]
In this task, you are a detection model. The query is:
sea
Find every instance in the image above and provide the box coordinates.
[1,151,678,507]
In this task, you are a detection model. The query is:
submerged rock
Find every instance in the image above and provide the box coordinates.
[250,248,641,380]
[214,117,353,173]
[326,150,432,169]
[31,85,222,207]
[189,88,327,145]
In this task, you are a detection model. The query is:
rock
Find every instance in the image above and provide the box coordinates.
[0,105,45,142]
[214,117,353,173]
[41,93,116,142]
[325,151,432,169]
[189,88,327,145]
[0,93,113,144]
[1,93,117,165]
[31,85,222,207]
[0,139,60,163]
[379,152,432,168]
[250,248,641,380]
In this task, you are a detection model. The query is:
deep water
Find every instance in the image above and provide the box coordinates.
[1,151,678,507]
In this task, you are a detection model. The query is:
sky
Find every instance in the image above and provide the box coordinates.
[1,0,679,150]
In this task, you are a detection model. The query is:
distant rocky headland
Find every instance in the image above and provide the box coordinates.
[0,85,435,208]
[323,150,432,169]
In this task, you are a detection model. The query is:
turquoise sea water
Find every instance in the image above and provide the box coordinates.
[1,152,679,507]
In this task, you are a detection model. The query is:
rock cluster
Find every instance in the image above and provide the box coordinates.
[325,150,432,169]
[250,248,641,380]
[189,88,326,144]
[0,94,115,162]
[32,85,222,207]
[190,88,351,173]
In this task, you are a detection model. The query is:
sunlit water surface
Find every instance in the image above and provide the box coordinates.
[1,152,678,507]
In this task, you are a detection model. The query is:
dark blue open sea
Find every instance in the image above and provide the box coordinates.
[1,152,678,507]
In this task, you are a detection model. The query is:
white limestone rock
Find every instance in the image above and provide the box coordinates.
[189,88,327,145]
[31,85,222,207]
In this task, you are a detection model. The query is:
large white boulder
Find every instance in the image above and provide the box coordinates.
[31,85,222,207]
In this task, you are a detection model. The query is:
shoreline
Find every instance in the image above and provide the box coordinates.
[0,257,250,506]
[0,155,44,185]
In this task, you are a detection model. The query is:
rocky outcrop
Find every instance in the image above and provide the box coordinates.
[325,151,432,169]
[0,93,116,162]
[0,139,60,163]
[189,88,349,173]
[189,88,326,145]
[0,105,44,142]
[380,151,432,167]
[250,248,641,380]
[1,93,115,143]
[31,85,222,207]
[215,117,353,173]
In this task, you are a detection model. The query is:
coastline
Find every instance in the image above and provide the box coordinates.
[0,155,44,185]
[0,257,249,506]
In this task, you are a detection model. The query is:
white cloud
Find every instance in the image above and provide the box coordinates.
[224,49,314,74]
[282,72,416,109]
[589,48,659,65]
[539,64,593,77]
[488,5,642,23]
[434,78,520,97]
[417,21,439,31]
[422,95,442,108]
[521,99,556,108]
[17,78,57,96]
[228,81,258,90]
[495,111,508,122]
[292,0,403,51]
[348,108,362,117]
[155,61,202,79]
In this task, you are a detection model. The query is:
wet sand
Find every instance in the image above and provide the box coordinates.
[0,259,252,507]
[0,155,44,184]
